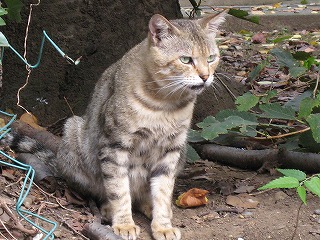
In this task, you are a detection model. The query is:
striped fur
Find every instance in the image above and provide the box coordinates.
[2,12,227,240]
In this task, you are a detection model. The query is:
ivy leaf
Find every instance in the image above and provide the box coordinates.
[196,116,218,129]
[186,144,200,163]
[298,131,320,153]
[277,169,306,181]
[258,176,300,190]
[200,116,257,140]
[288,66,307,78]
[260,90,277,104]
[235,92,260,111]
[304,177,320,197]
[298,95,320,119]
[270,48,300,68]
[215,109,257,122]
[292,51,312,61]
[187,129,204,143]
[306,113,320,143]
[248,60,268,82]
[259,103,296,120]
[296,186,307,205]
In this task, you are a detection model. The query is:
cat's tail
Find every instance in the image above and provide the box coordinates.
[1,132,58,179]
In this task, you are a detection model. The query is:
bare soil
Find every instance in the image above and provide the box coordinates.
[1,154,320,240]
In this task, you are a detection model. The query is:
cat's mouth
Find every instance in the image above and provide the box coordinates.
[189,84,205,91]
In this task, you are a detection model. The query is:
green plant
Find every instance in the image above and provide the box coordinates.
[259,168,320,205]
[0,0,23,25]
[189,48,320,154]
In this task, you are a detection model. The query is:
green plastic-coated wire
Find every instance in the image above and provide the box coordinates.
[0,110,57,239]
[0,29,81,239]
[4,30,80,68]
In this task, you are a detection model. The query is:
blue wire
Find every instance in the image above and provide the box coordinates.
[0,29,81,239]
[5,30,80,68]
[0,110,57,239]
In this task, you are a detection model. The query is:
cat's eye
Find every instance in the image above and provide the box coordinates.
[207,54,216,63]
[179,56,193,64]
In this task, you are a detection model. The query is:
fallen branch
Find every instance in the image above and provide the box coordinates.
[197,144,320,173]
[11,120,61,153]
[82,220,122,240]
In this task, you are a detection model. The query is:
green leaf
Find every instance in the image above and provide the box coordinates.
[306,113,320,143]
[285,90,312,111]
[292,51,312,61]
[258,176,300,190]
[289,66,307,78]
[4,0,23,22]
[187,129,204,143]
[0,17,6,26]
[272,35,292,43]
[228,8,259,24]
[260,90,277,104]
[298,95,320,119]
[235,92,260,111]
[186,144,200,163]
[259,103,296,120]
[297,186,307,205]
[196,116,218,129]
[299,130,320,153]
[276,169,306,181]
[270,48,299,68]
[248,61,268,82]
[0,32,9,47]
[304,177,320,197]
[0,8,8,16]
[215,109,258,122]
[200,116,258,140]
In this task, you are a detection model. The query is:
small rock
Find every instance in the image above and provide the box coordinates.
[23,196,34,208]
[274,191,288,201]
[314,209,320,215]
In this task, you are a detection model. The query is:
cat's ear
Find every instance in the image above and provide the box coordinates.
[198,9,228,36]
[148,14,180,45]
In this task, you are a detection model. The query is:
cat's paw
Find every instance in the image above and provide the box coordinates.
[112,223,140,240]
[152,227,181,240]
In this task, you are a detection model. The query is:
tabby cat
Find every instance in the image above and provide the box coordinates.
[2,11,227,240]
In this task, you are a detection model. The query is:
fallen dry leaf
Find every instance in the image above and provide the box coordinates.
[226,193,259,209]
[176,188,209,208]
[252,33,266,44]
[20,112,46,130]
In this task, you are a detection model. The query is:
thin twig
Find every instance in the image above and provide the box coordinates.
[254,127,310,140]
[32,182,81,213]
[313,73,319,99]
[215,72,237,100]
[0,198,37,235]
[64,96,75,116]
[50,209,90,240]
[0,218,17,240]
[291,202,303,240]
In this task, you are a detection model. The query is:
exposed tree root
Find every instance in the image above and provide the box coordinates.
[196,144,320,173]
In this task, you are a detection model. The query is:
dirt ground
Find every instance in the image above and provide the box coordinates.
[1,156,320,240]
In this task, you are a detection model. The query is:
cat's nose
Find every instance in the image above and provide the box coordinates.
[199,75,209,82]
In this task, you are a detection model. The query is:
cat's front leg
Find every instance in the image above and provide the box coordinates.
[150,152,182,240]
[99,149,140,240]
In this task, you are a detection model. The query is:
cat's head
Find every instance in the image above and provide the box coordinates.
[147,10,227,97]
